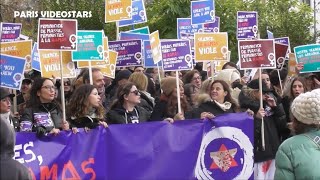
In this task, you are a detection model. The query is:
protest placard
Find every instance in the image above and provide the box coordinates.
[275,37,291,58]
[203,16,220,32]
[126,26,150,34]
[275,43,289,70]
[191,0,215,25]
[150,31,162,64]
[294,44,320,73]
[118,0,147,27]
[1,40,32,72]
[109,39,142,67]
[143,40,163,68]
[38,19,77,50]
[194,32,228,61]
[39,51,76,78]
[288,53,297,76]
[105,0,132,23]
[237,11,258,39]
[0,54,25,90]
[267,30,274,39]
[203,60,227,77]
[100,50,118,78]
[0,22,22,42]
[238,39,276,69]
[72,30,104,61]
[120,31,149,41]
[31,43,40,71]
[161,39,192,71]
[177,18,202,39]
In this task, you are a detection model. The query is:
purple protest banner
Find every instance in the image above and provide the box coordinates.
[238,39,276,69]
[0,22,22,42]
[237,11,258,39]
[177,18,203,39]
[15,113,254,179]
[203,16,220,32]
[109,39,142,67]
[275,43,289,70]
[161,39,192,71]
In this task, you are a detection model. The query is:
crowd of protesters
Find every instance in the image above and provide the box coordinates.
[1,61,320,179]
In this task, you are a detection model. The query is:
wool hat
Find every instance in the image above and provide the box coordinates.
[291,89,320,125]
[115,70,132,82]
[0,87,15,100]
[161,77,182,96]
[247,79,271,93]
[215,69,241,86]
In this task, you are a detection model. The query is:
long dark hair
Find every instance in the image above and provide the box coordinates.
[26,77,60,109]
[110,82,135,109]
[288,76,306,102]
[210,80,240,112]
[67,84,105,120]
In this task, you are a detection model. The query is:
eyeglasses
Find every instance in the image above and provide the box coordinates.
[130,90,140,96]
[192,76,202,81]
[42,85,57,91]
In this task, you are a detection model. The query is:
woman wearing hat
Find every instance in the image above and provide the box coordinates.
[274,89,320,179]
[0,87,20,132]
[150,77,190,121]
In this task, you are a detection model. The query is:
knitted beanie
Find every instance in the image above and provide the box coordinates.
[291,89,320,125]
[161,77,182,96]
[215,69,241,86]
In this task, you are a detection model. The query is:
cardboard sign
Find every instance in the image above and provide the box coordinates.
[294,44,320,73]
[238,39,276,69]
[288,53,297,77]
[150,31,162,64]
[237,11,258,39]
[31,43,40,71]
[126,26,150,34]
[0,22,22,42]
[0,40,32,72]
[105,0,132,23]
[100,50,118,78]
[119,0,147,27]
[39,51,76,78]
[38,19,77,51]
[275,43,289,70]
[191,0,215,25]
[177,18,202,39]
[77,60,109,68]
[109,39,142,67]
[275,37,291,58]
[203,16,220,32]
[161,39,192,71]
[143,40,162,68]
[72,30,104,61]
[103,37,109,63]
[0,54,26,90]
[194,32,228,61]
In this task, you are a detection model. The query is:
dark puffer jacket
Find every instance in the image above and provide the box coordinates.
[20,102,63,133]
[238,90,287,163]
[106,105,150,124]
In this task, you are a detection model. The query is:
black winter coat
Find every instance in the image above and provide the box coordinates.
[69,116,105,129]
[238,90,287,163]
[106,105,150,124]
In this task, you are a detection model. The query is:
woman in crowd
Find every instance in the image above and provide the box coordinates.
[183,83,199,108]
[67,84,107,131]
[185,80,240,119]
[20,78,69,136]
[239,79,287,179]
[128,72,154,112]
[106,82,150,124]
[182,70,202,90]
[0,87,20,132]
[274,89,320,179]
[150,77,189,121]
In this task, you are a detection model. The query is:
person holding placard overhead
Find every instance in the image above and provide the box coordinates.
[106,82,151,124]
[150,77,190,121]
[238,79,287,179]
[274,89,320,180]
[20,78,69,136]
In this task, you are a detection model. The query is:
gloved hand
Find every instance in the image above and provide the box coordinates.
[35,126,47,137]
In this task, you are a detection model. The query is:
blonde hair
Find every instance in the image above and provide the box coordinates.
[128,72,148,91]
[199,78,213,94]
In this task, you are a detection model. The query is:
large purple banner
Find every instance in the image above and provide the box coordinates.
[15,113,253,180]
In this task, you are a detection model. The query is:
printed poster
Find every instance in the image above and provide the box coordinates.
[294,44,320,73]
[177,18,202,39]
[118,0,147,27]
[31,43,40,71]
[275,43,289,70]
[105,0,132,23]
[149,31,162,64]
[109,39,142,67]
[288,53,297,77]
[237,11,258,39]
[0,22,22,42]
[0,54,26,90]
[191,0,215,25]
[100,50,118,78]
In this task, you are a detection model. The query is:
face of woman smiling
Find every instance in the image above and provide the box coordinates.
[210,82,227,103]
[37,80,56,103]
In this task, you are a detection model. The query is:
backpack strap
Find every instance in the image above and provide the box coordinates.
[303,130,320,148]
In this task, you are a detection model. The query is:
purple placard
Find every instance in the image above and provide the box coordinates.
[203,16,220,32]
[0,23,22,42]
[108,39,142,67]
[177,18,203,39]
[161,40,193,71]
[237,11,258,39]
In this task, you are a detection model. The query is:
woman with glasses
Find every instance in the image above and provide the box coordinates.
[106,82,150,124]
[20,78,69,136]
[67,84,107,131]
[182,70,202,90]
